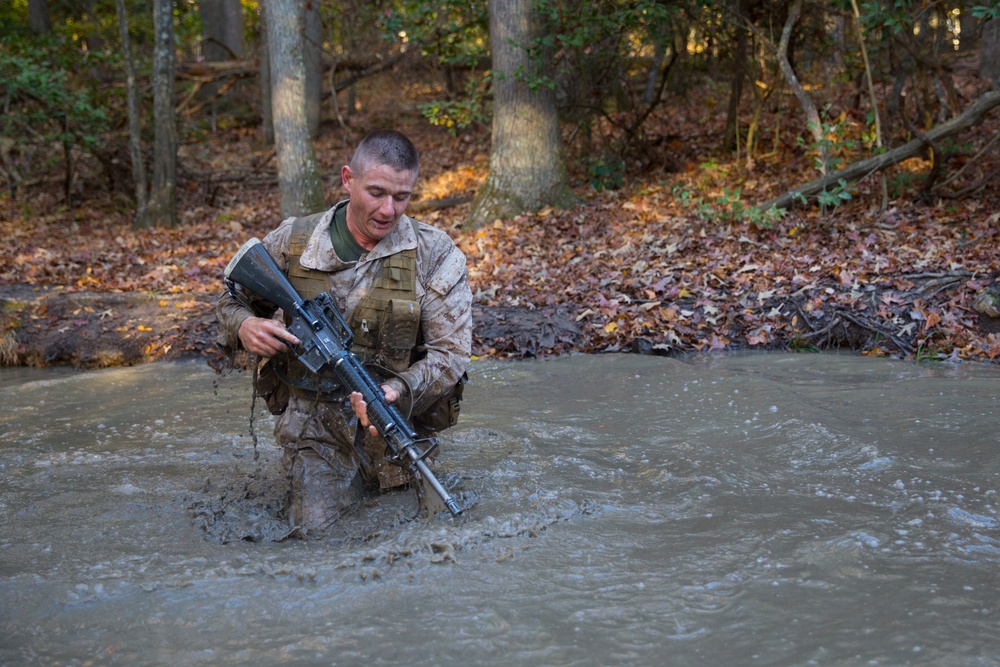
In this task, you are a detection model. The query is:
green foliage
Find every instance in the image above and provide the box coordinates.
[431,0,682,161]
[938,137,974,155]
[860,111,887,151]
[420,71,492,133]
[971,4,1000,20]
[792,109,862,214]
[801,110,858,174]
[887,170,918,198]
[171,0,205,55]
[671,184,696,208]
[0,0,31,39]
[914,341,946,362]
[241,0,261,48]
[816,179,853,214]
[714,187,746,221]
[789,334,821,353]
[585,155,625,190]
[0,0,159,53]
[529,0,675,98]
[744,205,786,230]
[384,0,488,67]
[386,0,489,137]
[0,35,111,159]
[671,183,785,229]
[508,61,558,93]
[534,0,672,59]
[856,0,920,34]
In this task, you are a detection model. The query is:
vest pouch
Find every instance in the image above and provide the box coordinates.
[376,299,421,374]
[413,373,466,433]
[257,358,289,416]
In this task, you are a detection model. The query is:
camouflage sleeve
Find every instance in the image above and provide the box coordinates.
[214,219,296,350]
[390,230,473,415]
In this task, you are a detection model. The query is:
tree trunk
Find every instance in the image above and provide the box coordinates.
[199,0,245,104]
[260,14,274,145]
[467,0,578,229]
[28,0,52,34]
[200,0,245,61]
[959,3,979,51]
[304,1,323,138]
[265,0,327,218]
[145,0,178,228]
[722,16,747,153]
[80,0,103,53]
[642,20,669,107]
[775,0,828,172]
[760,90,1000,210]
[850,0,888,209]
[115,0,148,227]
[983,19,1000,88]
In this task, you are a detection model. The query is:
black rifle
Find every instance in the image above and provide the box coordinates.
[225,237,462,518]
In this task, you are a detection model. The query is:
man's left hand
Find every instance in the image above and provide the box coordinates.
[350,386,400,436]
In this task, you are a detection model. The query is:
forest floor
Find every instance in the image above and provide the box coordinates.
[2,74,1000,372]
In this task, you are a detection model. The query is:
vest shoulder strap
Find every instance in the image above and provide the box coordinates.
[286,212,329,301]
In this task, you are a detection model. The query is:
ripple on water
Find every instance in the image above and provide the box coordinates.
[4,354,1000,667]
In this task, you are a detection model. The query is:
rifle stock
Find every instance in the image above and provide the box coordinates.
[224,237,303,317]
[225,238,462,518]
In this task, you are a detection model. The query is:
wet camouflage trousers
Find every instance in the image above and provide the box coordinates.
[275,395,409,533]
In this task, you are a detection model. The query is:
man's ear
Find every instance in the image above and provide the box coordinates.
[341,165,354,192]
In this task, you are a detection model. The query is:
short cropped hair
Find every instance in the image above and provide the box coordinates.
[350,129,419,178]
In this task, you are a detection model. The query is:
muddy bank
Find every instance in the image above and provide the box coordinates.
[0,285,219,369]
[0,285,592,370]
[2,281,999,370]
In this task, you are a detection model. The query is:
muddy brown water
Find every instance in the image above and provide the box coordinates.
[1,353,999,666]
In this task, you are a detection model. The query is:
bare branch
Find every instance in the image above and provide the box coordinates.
[760,91,1000,210]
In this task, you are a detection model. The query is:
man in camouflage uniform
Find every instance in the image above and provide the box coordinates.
[216,130,472,534]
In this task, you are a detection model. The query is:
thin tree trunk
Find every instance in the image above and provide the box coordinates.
[115,0,148,227]
[983,19,1000,88]
[775,0,827,173]
[28,0,52,34]
[959,3,978,51]
[81,0,103,53]
[643,25,668,107]
[201,0,245,60]
[850,0,887,209]
[200,0,245,103]
[723,2,747,153]
[745,79,777,168]
[467,0,578,229]
[304,0,322,138]
[265,0,326,218]
[146,0,178,228]
[760,90,1000,210]
[62,115,72,208]
[260,13,274,145]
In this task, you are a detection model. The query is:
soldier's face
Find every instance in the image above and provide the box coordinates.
[342,163,417,251]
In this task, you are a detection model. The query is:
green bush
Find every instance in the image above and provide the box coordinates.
[1,35,111,193]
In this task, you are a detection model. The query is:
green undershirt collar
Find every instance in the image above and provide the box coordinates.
[330,202,366,263]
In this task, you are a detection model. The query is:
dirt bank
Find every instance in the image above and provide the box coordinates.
[3,279,999,373]
[0,284,593,370]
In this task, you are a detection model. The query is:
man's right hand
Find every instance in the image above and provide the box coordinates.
[237,316,300,358]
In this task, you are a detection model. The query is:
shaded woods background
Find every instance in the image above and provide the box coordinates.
[1,0,999,368]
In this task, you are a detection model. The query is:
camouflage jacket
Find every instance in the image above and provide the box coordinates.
[216,203,472,413]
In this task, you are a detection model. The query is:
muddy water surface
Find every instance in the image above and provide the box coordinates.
[1,353,999,666]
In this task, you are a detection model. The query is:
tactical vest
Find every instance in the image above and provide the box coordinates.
[278,208,420,399]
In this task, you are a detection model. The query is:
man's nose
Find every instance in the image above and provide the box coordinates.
[379,196,395,216]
